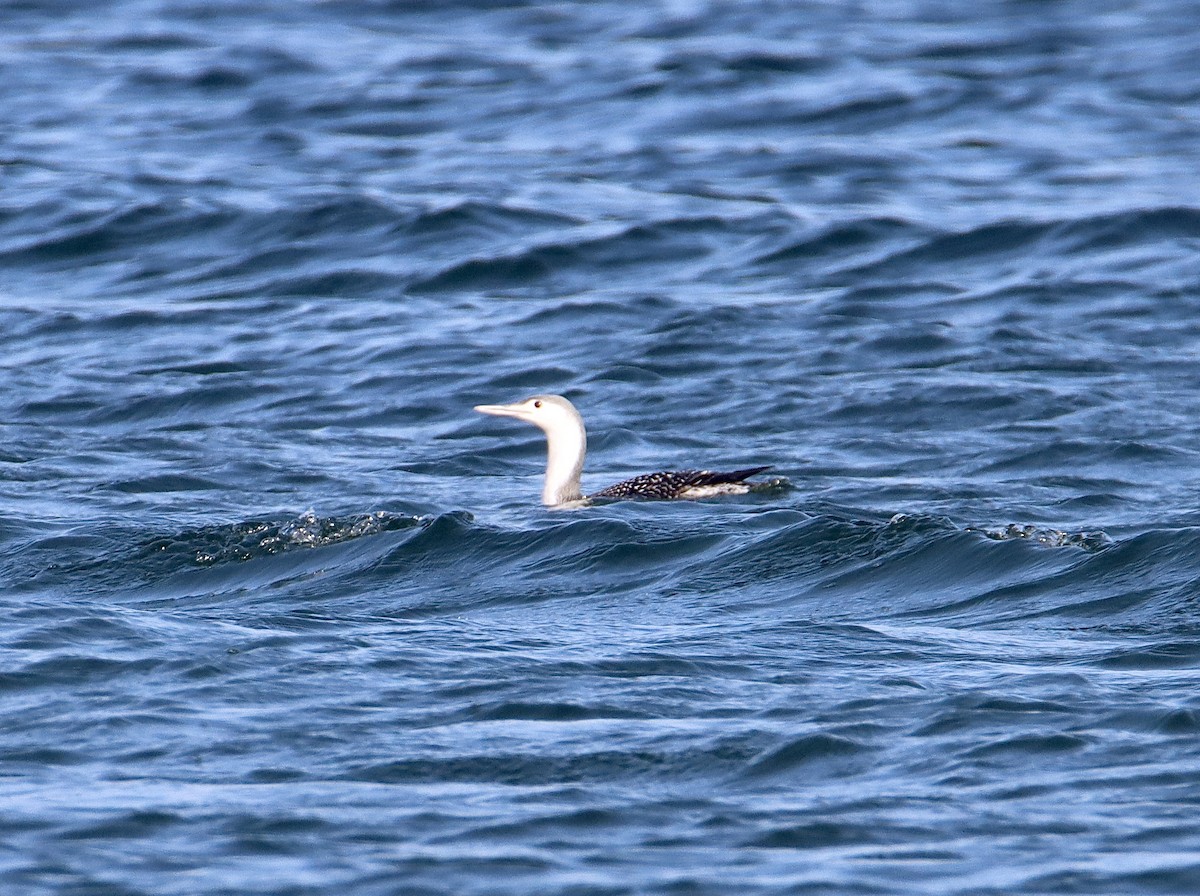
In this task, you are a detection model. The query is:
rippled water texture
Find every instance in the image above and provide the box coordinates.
[3,1,1200,894]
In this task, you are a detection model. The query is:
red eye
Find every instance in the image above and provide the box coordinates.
[533,400,542,408]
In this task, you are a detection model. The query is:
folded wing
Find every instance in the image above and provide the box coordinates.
[590,466,771,501]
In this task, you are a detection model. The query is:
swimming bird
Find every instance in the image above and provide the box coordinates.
[474,394,771,507]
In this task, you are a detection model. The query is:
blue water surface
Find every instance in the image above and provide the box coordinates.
[3,1,1200,893]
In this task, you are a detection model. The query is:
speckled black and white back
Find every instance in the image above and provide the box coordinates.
[589,466,771,501]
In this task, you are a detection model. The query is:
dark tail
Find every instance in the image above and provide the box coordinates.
[694,465,772,486]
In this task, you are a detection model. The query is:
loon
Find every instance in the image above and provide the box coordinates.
[474,394,770,507]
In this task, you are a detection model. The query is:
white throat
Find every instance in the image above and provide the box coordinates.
[540,413,586,506]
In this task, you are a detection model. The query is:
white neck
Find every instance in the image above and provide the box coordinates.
[541,414,586,506]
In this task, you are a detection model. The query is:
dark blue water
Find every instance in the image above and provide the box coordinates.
[4,2,1200,893]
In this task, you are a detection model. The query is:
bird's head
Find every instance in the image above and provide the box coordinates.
[473,394,583,436]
